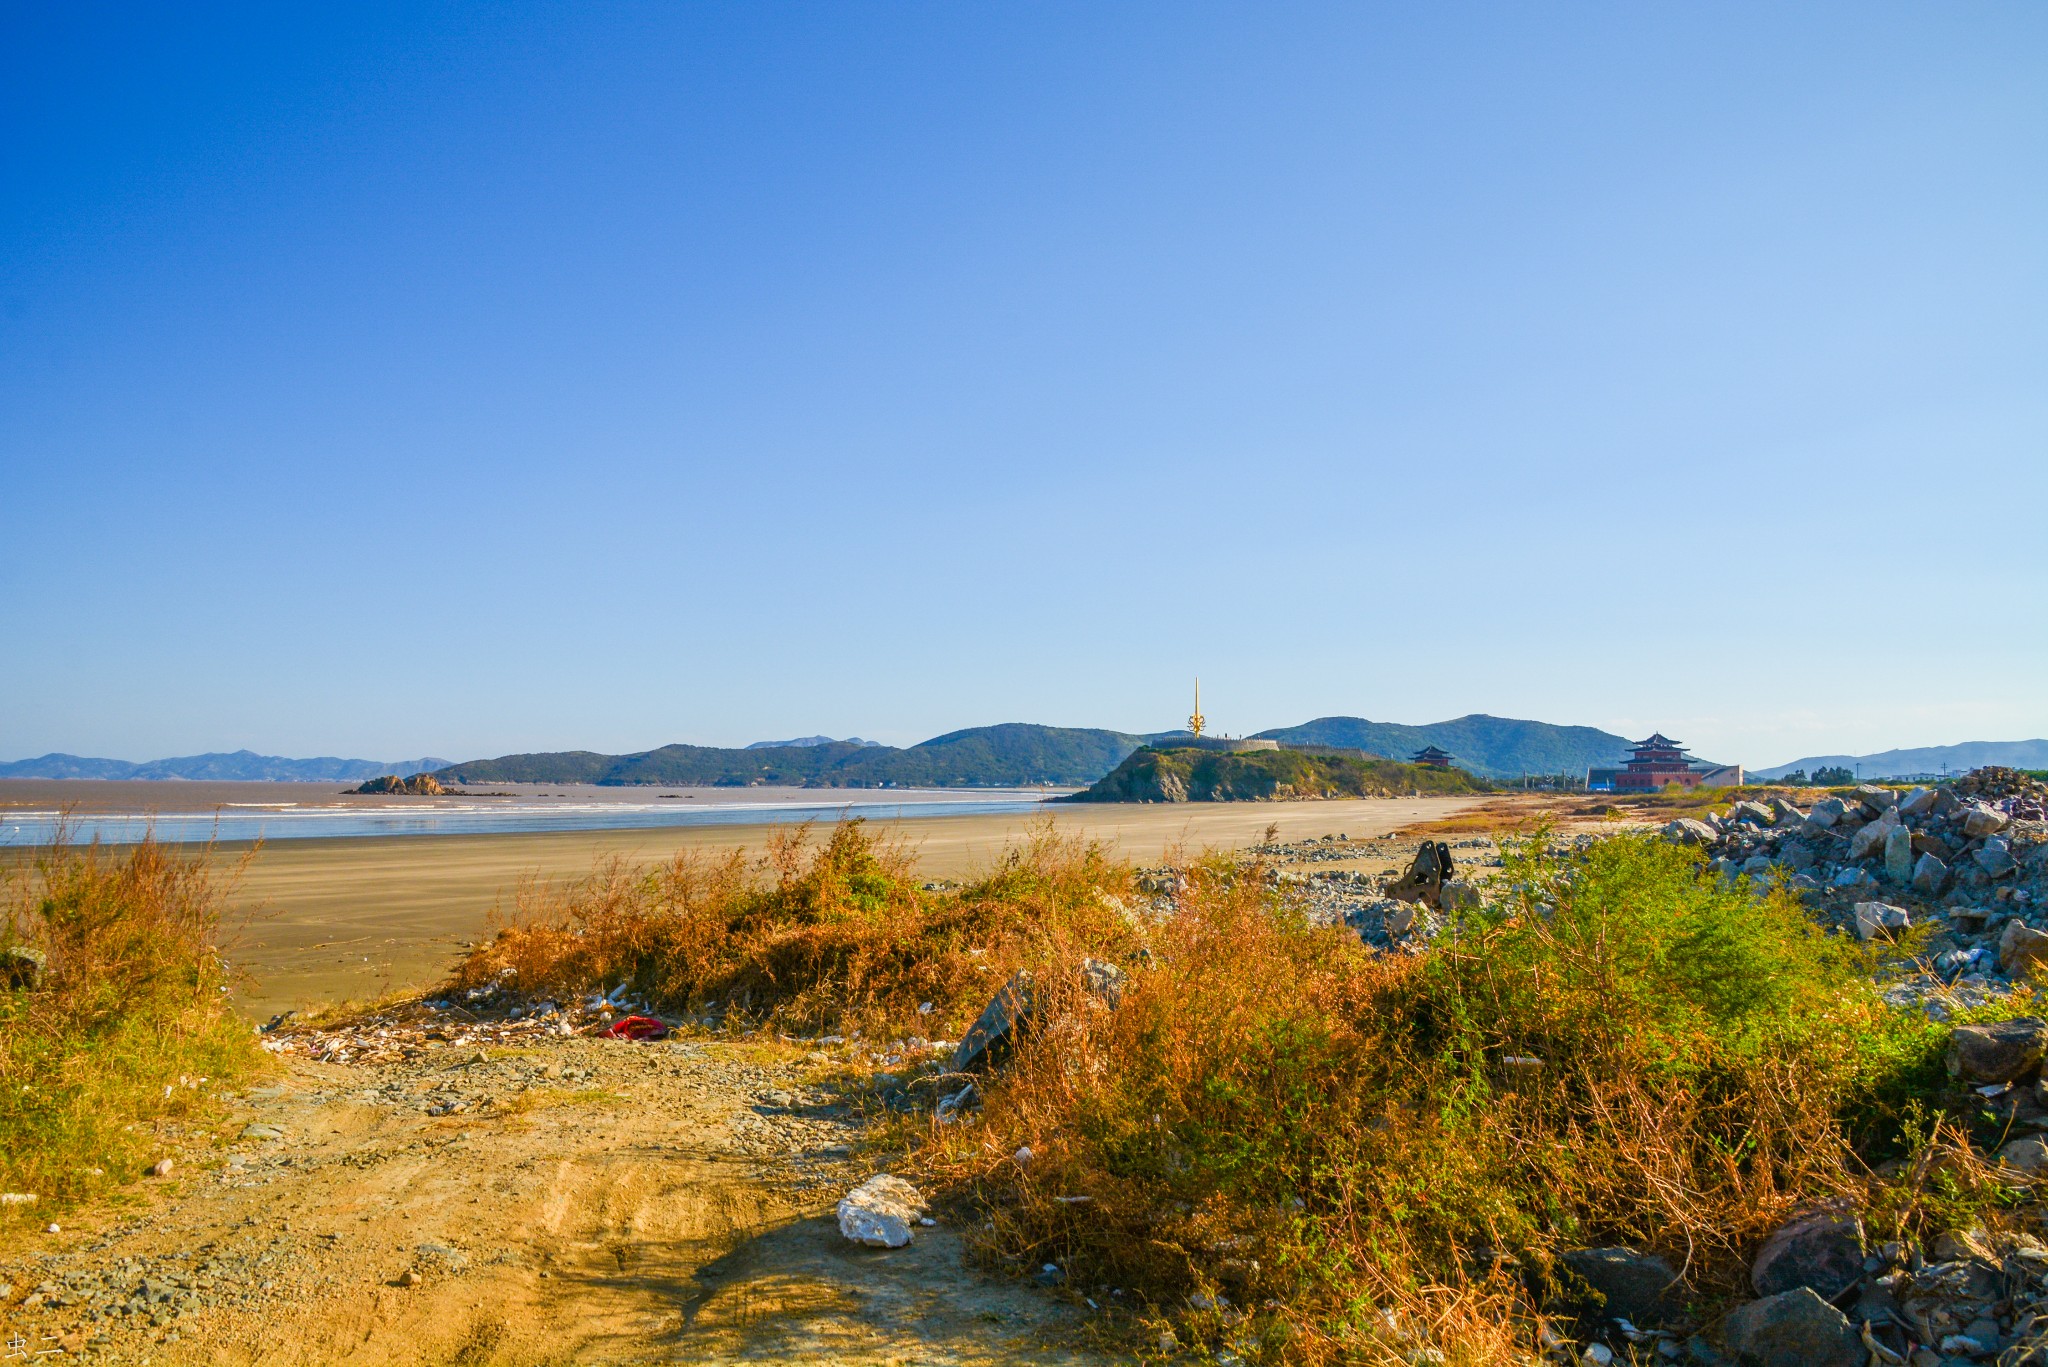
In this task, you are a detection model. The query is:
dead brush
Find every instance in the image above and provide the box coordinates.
[0,832,265,1214]
[924,832,1967,1364]
[450,817,1144,1038]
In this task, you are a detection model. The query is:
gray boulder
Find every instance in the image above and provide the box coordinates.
[0,946,44,990]
[1731,801,1776,828]
[1899,787,1939,817]
[1440,880,1483,911]
[1080,957,1127,1009]
[1560,1246,1684,1325]
[952,960,1128,1072]
[1854,785,1900,815]
[1719,1288,1861,1367]
[951,971,1037,1073]
[1848,813,1897,863]
[1884,826,1915,883]
[1751,1213,1864,1301]
[1911,853,1950,897]
[1976,838,2017,879]
[1997,1136,2048,1175]
[1947,1016,2048,1083]
[1768,797,1807,826]
[1663,819,1719,847]
[1805,797,1847,831]
[1853,901,1910,942]
[1964,805,2010,839]
[2000,923,2048,979]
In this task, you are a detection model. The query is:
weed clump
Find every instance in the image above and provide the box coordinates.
[451,819,1142,1036]
[0,836,263,1215]
[925,833,1965,1363]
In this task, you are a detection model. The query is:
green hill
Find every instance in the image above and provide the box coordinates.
[1254,714,1630,779]
[1068,747,1487,803]
[432,714,1634,790]
[434,724,1145,789]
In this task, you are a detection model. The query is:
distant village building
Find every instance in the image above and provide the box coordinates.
[1585,733,1744,791]
[1410,746,1455,769]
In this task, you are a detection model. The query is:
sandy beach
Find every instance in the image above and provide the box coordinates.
[202,794,1480,1017]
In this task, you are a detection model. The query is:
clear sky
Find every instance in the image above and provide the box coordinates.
[3,3,2043,769]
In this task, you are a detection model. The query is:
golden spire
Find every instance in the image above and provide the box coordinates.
[1187,678,1205,737]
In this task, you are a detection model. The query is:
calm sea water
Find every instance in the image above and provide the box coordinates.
[0,790,1055,847]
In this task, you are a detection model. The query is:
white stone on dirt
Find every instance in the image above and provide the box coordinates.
[836,1174,927,1248]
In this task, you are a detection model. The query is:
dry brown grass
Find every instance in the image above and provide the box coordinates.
[450,818,1143,1038]
[918,833,1969,1364]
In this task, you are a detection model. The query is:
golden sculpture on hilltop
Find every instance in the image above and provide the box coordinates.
[1187,678,1205,737]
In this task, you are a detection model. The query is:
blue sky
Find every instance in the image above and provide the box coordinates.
[2,3,2043,769]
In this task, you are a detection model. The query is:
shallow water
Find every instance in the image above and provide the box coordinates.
[0,787,1055,847]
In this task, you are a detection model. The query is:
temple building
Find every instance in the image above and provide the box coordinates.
[1587,733,1743,791]
[1410,745,1455,769]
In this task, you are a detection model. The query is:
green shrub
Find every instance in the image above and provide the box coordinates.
[0,837,264,1217]
[929,832,1964,1364]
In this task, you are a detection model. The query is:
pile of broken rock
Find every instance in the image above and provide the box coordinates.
[1663,771,2048,1014]
[1660,770,2044,907]
[1562,1214,2048,1367]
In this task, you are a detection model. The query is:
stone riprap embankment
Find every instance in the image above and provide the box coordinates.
[1661,767,2048,1017]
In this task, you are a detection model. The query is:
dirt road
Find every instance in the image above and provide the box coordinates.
[1,1026,1099,1365]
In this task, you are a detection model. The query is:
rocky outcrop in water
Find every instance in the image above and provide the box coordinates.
[346,774,445,796]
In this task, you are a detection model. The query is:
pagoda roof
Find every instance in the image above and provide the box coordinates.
[1411,745,1454,761]
[1630,732,1685,750]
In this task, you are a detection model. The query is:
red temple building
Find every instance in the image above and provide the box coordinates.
[1410,746,1455,769]
[1612,733,1702,791]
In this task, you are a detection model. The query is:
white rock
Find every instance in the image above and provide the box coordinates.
[836,1174,927,1248]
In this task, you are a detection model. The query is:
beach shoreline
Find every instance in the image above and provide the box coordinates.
[134,794,1488,1018]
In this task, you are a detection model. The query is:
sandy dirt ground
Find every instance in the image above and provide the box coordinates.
[0,794,1589,1367]
[189,795,1490,1018]
[0,1030,1104,1366]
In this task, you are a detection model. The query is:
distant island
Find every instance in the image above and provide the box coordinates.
[1068,745,1487,802]
[428,715,1631,789]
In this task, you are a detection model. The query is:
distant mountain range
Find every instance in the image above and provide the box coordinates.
[435,725,1140,788]
[744,735,881,750]
[1255,715,1635,779]
[1753,739,2048,782]
[0,751,452,782]
[30,719,2032,791]
[435,713,1638,788]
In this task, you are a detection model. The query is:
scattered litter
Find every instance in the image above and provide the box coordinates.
[601,1015,671,1043]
